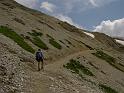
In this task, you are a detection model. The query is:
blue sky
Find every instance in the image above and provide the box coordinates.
[76,0,124,30]
[15,0,124,38]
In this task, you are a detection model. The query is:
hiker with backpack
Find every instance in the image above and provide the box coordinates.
[36,49,44,71]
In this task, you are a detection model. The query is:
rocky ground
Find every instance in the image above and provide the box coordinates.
[0,0,124,93]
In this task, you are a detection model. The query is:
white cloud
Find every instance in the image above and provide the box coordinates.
[94,18,124,38]
[40,2,56,13]
[88,0,117,7]
[39,1,83,28]
[58,0,117,13]
[15,0,118,31]
[55,14,83,29]
[15,0,37,8]
[42,0,118,25]
[89,0,98,7]
[15,0,83,29]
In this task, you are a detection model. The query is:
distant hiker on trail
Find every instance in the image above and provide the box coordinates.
[36,49,44,71]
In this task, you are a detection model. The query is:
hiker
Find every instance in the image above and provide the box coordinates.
[36,49,44,71]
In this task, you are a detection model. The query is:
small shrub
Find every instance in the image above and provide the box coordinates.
[0,26,35,53]
[101,71,106,74]
[66,46,70,48]
[28,30,43,37]
[49,39,62,49]
[92,50,124,72]
[46,34,54,40]
[0,65,7,76]
[38,20,56,31]
[119,63,124,67]
[32,37,48,50]
[59,40,65,44]
[20,34,31,40]
[25,36,30,40]
[65,39,75,47]
[63,59,94,76]
[36,28,41,30]
[14,18,25,25]
[92,51,115,63]
[58,21,78,32]
[27,30,48,50]
[20,34,25,38]
[2,2,14,9]
[2,3,11,6]
[88,62,99,70]
[46,34,62,49]
[99,84,118,93]
[80,41,93,50]
[65,39,72,45]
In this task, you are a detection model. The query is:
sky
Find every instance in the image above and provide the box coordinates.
[15,0,124,38]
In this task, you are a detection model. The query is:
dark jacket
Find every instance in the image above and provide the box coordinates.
[36,51,43,61]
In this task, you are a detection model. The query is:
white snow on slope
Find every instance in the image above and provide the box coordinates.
[115,39,124,45]
[83,32,95,38]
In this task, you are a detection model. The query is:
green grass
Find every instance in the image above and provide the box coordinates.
[99,84,118,93]
[49,39,62,49]
[27,30,48,50]
[27,30,43,37]
[0,26,35,53]
[46,34,54,39]
[92,51,115,63]
[46,34,62,49]
[31,37,48,50]
[63,59,94,76]
[92,50,124,72]
[59,40,65,44]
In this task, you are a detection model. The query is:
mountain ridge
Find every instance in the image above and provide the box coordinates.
[0,0,124,93]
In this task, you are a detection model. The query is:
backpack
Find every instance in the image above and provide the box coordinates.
[36,52,43,60]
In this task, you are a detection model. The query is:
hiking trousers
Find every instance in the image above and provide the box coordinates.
[37,59,43,71]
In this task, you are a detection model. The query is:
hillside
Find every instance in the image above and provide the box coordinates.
[0,0,124,93]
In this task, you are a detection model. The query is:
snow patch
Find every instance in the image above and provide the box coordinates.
[115,39,124,45]
[83,32,95,38]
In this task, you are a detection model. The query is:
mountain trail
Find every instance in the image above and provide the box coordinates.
[26,50,96,93]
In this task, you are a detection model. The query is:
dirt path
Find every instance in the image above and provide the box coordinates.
[27,50,95,93]
[45,50,93,72]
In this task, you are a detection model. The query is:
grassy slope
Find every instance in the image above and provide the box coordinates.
[0,26,35,53]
